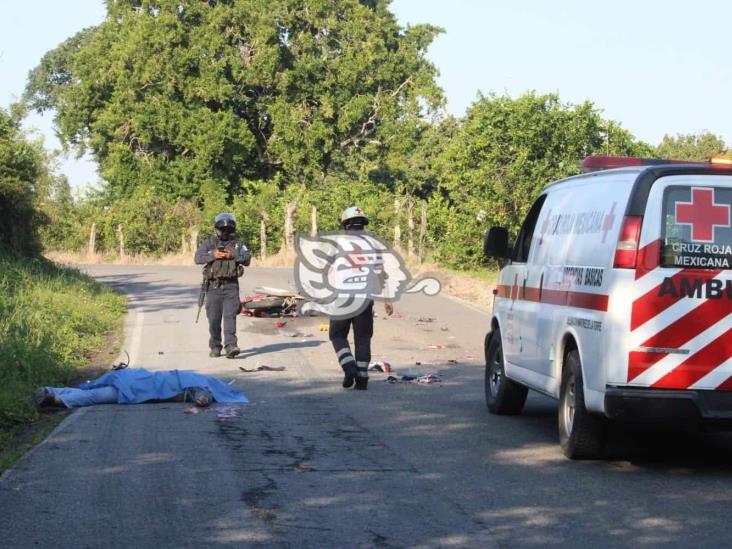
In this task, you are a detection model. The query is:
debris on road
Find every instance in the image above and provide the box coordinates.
[239,365,286,372]
[368,361,392,373]
[417,317,435,323]
[446,359,459,365]
[383,373,442,384]
[275,320,286,328]
[319,323,329,332]
[417,374,441,384]
[463,353,477,360]
[427,344,446,350]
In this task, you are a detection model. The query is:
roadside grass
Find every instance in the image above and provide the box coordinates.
[0,254,126,459]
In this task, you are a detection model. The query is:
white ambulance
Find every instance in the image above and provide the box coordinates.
[483,156,732,459]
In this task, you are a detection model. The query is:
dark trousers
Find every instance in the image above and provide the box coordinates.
[329,302,374,380]
[206,280,240,349]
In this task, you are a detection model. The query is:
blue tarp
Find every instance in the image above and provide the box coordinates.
[82,368,248,404]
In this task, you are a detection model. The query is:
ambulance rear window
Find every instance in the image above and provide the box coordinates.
[662,186,732,269]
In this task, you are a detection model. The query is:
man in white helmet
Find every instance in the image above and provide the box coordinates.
[329,206,393,390]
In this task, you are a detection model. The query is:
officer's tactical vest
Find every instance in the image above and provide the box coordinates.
[204,240,241,280]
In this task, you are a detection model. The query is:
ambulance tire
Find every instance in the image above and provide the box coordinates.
[559,350,605,459]
[485,330,528,415]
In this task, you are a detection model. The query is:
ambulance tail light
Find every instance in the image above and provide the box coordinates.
[614,216,642,269]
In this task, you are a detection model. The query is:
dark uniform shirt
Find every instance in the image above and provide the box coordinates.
[194,235,251,278]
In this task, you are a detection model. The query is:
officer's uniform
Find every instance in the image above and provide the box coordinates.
[329,301,374,389]
[327,205,388,390]
[194,234,251,355]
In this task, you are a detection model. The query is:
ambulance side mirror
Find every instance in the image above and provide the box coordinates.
[484,227,510,259]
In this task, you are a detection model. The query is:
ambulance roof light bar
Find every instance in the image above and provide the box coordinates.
[582,156,699,173]
[710,157,732,166]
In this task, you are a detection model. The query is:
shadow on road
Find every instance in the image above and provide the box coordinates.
[93,272,202,312]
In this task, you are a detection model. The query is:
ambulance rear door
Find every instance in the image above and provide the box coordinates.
[627,173,732,390]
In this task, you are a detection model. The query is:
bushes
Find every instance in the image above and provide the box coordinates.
[0,255,126,429]
[0,107,44,256]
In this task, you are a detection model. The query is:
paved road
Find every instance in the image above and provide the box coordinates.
[3,265,732,548]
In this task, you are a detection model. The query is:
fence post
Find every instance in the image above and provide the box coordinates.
[189,227,199,255]
[88,223,96,258]
[419,200,427,264]
[260,216,268,260]
[311,205,318,237]
[283,201,296,253]
[407,197,415,258]
[393,198,401,252]
[116,224,125,259]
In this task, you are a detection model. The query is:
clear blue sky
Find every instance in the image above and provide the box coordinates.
[2,0,731,188]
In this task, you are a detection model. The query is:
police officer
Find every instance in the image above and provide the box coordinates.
[329,207,393,390]
[194,213,251,358]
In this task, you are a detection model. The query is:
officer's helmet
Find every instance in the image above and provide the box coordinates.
[214,213,237,239]
[340,206,368,230]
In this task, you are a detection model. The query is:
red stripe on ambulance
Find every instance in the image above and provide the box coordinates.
[627,296,732,382]
[630,268,721,330]
[652,327,732,389]
[634,239,662,280]
[495,284,607,311]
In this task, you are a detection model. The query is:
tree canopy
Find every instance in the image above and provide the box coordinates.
[25,0,443,203]
[429,92,652,266]
[655,131,727,161]
[25,1,671,270]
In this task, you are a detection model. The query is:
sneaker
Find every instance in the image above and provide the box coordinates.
[354,378,368,391]
[224,345,240,358]
[209,347,222,358]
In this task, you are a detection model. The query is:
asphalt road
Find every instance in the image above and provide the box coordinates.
[3,265,732,548]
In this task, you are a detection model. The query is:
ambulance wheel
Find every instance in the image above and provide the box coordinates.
[485,330,528,415]
[559,350,605,459]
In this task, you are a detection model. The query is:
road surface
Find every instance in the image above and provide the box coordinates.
[2,265,732,548]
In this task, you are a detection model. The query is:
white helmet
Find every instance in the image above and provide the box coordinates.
[340,206,369,229]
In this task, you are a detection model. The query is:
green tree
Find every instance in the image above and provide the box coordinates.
[431,92,652,268]
[0,106,48,255]
[25,0,443,204]
[655,132,727,161]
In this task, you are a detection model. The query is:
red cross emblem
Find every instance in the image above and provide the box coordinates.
[601,202,617,243]
[675,187,730,242]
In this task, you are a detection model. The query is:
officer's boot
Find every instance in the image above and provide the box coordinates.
[337,357,355,388]
[354,361,369,390]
